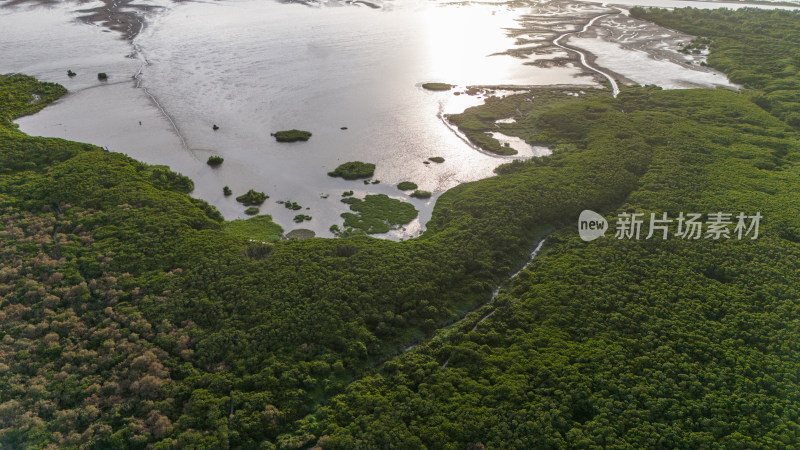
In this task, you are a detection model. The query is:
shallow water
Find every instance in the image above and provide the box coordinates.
[569,36,737,89]
[11,0,595,238]
[129,0,595,237]
[490,132,553,156]
[6,0,795,239]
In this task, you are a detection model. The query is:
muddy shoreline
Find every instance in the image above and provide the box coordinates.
[1,0,164,40]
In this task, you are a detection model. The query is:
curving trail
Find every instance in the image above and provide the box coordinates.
[442,237,548,368]
[553,12,621,98]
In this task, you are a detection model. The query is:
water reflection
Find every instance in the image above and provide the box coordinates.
[7,0,793,239]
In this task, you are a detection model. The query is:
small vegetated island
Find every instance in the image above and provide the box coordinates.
[235,189,268,206]
[397,181,418,191]
[281,200,302,211]
[339,194,418,234]
[410,189,432,199]
[422,82,452,91]
[272,129,312,142]
[327,161,375,180]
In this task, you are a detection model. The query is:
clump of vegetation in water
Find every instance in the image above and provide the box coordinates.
[67,70,76,77]
[410,190,432,199]
[207,155,224,167]
[97,72,108,80]
[284,201,302,211]
[272,129,312,142]
[293,214,312,223]
[342,191,354,197]
[328,161,375,180]
[422,82,452,91]
[340,194,418,234]
[223,214,283,242]
[223,186,232,196]
[236,189,268,206]
[213,124,219,131]
[244,207,259,215]
[397,181,418,191]
[428,156,445,163]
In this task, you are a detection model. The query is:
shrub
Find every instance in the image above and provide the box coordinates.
[97,73,108,80]
[273,129,312,142]
[236,189,268,206]
[410,190,432,199]
[207,156,224,167]
[223,186,232,196]
[244,207,259,215]
[397,181,418,191]
[284,201,302,211]
[328,161,375,180]
[422,83,452,91]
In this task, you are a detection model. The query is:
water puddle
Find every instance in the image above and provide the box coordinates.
[490,132,552,157]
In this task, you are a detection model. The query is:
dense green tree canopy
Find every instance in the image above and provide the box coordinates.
[1,7,799,449]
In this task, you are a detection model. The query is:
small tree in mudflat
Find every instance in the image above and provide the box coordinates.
[97,72,108,80]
